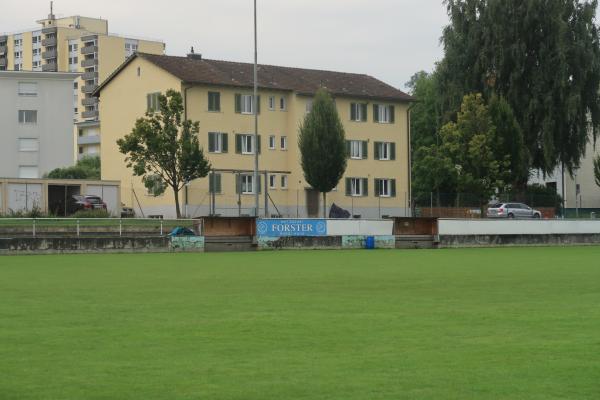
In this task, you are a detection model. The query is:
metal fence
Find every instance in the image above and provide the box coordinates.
[0,218,201,238]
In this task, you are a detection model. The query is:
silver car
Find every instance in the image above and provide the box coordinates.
[486,203,542,219]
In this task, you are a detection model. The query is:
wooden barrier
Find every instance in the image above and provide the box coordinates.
[202,217,256,237]
[393,218,438,235]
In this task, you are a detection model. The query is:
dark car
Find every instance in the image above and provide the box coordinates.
[68,195,107,214]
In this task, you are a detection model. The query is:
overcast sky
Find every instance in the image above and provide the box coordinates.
[1,1,450,91]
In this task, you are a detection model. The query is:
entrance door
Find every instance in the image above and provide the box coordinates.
[305,188,320,218]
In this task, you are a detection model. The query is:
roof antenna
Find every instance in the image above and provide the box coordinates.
[187,46,202,60]
[49,1,55,20]
[190,46,194,54]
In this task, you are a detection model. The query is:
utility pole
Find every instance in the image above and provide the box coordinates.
[253,0,260,217]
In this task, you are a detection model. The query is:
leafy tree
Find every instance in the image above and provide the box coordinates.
[298,88,347,217]
[437,94,510,208]
[117,90,211,218]
[45,156,101,180]
[438,0,600,179]
[406,71,442,150]
[594,155,600,187]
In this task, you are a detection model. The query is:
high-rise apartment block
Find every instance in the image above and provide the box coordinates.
[0,7,165,160]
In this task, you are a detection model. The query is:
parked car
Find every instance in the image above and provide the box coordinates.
[487,203,542,219]
[67,195,107,214]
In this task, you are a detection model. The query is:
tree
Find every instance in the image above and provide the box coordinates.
[298,88,347,217]
[594,155,600,187]
[438,0,600,179]
[117,90,211,218]
[438,94,510,208]
[45,156,101,180]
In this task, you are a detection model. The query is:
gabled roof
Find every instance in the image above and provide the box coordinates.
[95,53,413,102]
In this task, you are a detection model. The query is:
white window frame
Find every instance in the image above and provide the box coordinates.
[18,110,37,124]
[281,175,288,189]
[351,178,363,197]
[280,97,286,111]
[18,82,37,97]
[280,136,287,150]
[212,132,224,153]
[241,134,254,155]
[18,138,39,152]
[268,96,275,110]
[268,135,276,150]
[378,105,391,123]
[14,51,23,60]
[350,140,362,159]
[241,94,254,114]
[379,142,391,160]
[241,174,255,194]
[379,179,391,197]
[351,103,365,122]
[269,174,277,189]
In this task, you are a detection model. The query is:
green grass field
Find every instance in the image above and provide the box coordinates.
[1,248,599,399]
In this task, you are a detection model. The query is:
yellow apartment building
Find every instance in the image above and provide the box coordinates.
[0,7,164,161]
[95,52,413,219]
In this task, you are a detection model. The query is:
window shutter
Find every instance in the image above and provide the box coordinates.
[208,133,215,152]
[390,106,395,123]
[215,92,221,111]
[362,178,368,197]
[361,103,368,121]
[374,142,380,160]
[146,94,151,112]
[373,104,379,122]
[362,141,368,159]
[256,95,261,114]
[258,175,262,193]
[222,133,228,153]
[374,179,380,197]
[350,103,356,121]
[217,174,222,193]
[235,134,242,154]
[346,140,351,158]
[235,174,241,194]
[257,135,261,154]
[345,178,351,196]
[390,142,396,160]
[209,173,215,193]
[235,94,241,113]
[391,179,396,197]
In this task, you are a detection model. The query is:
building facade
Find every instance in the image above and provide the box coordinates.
[0,9,164,161]
[96,53,412,219]
[0,71,79,179]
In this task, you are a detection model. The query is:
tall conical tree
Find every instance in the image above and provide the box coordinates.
[298,88,347,217]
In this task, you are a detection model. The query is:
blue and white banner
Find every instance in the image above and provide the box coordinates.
[257,219,327,237]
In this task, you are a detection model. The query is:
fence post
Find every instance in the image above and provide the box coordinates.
[119,219,122,237]
[77,219,80,237]
[32,219,36,238]
[160,220,163,236]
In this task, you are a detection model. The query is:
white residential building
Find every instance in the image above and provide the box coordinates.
[0,70,79,178]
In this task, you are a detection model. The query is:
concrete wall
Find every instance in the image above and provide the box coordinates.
[439,219,600,235]
[327,219,393,236]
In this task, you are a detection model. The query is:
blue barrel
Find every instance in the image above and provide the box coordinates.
[365,236,375,249]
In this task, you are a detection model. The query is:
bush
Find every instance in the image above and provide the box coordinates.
[71,209,111,219]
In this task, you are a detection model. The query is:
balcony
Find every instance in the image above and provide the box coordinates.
[42,49,57,60]
[42,26,57,35]
[82,97,98,106]
[0,58,6,67]
[41,62,57,72]
[0,45,6,55]
[81,45,98,55]
[77,135,101,145]
[0,35,7,42]
[81,58,98,68]
[81,34,98,42]
[82,71,98,81]
[81,84,99,94]
[81,109,99,119]
[41,37,56,47]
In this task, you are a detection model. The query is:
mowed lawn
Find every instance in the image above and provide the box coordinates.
[1,248,600,400]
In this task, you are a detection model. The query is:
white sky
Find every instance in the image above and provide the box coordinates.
[2,1,450,90]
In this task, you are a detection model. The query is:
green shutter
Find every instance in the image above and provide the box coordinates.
[373,104,379,122]
[215,92,221,111]
[390,142,396,160]
[361,103,368,121]
[208,133,215,152]
[374,142,380,160]
[390,106,395,123]
[362,178,368,197]
[235,174,241,194]
[256,95,260,114]
[345,178,351,196]
[235,94,241,113]
[222,133,228,153]
[257,135,261,154]
[235,134,242,154]
[146,94,151,112]
[362,141,368,159]
[346,140,351,158]
[209,173,215,193]
[350,103,356,121]
[374,179,380,197]
[258,175,262,193]
[391,179,396,197]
